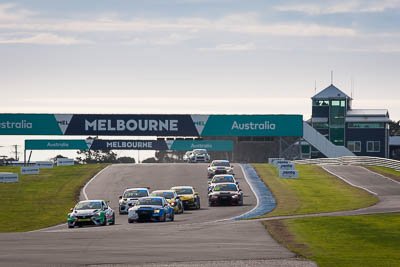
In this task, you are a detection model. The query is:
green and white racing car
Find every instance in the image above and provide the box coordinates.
[67,200,115,228]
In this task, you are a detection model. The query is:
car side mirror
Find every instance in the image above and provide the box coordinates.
[164,203,168,207]
[70,208,73,212]
[236,182,239,184]
[239,189,242,192]
[103,206,108,210]
[176,196,180,199]
[195,192,199,195]
[119,196,122,199]
[208,165,210,167]
[231,165,234,168]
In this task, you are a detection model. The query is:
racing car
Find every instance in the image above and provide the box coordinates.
[187,149,211,163]
[67,200,115,228]
[208,174,238,193]
[119,187,150,214]
[207,160,234,178]
[151,190,184,214]
[208,183,243,206]
[170,186,200,209]
[128,196,174,223]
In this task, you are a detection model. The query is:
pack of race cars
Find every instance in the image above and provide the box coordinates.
[67,159,242,228]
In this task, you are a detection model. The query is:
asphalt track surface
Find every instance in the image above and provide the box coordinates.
[0,163,312,267]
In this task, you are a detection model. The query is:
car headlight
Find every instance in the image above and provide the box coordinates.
[92,211,101,217]
[69,213,76,219]
[154,209,161,213]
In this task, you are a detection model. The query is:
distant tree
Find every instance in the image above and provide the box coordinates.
[117,156,136,163]
[51,154,67,163]
[390,120,400,136]
[76,150,118,164]
[141,157,157,163]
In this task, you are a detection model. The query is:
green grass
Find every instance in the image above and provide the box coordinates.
[264,214,400,267]
[0,164,108,232]
[365,166,400,182]
[252,164,378,217]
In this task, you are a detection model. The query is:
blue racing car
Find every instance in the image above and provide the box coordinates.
[127,196,174,223]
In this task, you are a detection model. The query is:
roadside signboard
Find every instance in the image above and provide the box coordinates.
[278,163,296,170]
[3,114,303,137]
[21,167,40,175]
[268,158,284,165]
[0,172,19,182]
[279,170,299,178]
[273,160,291,167]
[35,161,54,168]
[56,158,74,166]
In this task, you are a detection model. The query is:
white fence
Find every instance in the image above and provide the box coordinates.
[294,156,400,171]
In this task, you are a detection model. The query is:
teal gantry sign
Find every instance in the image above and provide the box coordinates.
[2,114,303,137]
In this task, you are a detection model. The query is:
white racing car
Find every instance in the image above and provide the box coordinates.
[207,160,234,178]
[119,187,150,214]
[187,149,211,163]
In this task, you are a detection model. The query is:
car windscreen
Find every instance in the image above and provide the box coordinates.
[152,192,174,199]
[213,184,238,192]
[124,190,148,198]
[212,176,234,183]
[136,198,163,206]
[174,188,193,195]
[211,161,230,167]
[193,149,207,154]
[75,201,102,210]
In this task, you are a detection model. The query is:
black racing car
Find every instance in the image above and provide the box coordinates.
[208,183,243,206]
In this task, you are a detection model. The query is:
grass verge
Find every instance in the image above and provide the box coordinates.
[264,214,400,267]
[364,166,400,182]
[0,164,108,232]
[252,163,378,217]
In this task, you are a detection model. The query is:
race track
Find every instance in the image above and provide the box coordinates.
[0,163,307,267]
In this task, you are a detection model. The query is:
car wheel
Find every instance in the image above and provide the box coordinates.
[196,199,200,209]
[170,213,175,222]
[162,215,166,222]
[110,213,115,225]
[102,216,107,226]
[68,225,74,229]
[180,204,184,214]
[128,219,134,223]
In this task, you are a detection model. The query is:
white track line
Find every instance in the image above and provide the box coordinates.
[321,165,378,196]
[361,166,400,186]
[83,165,111,200]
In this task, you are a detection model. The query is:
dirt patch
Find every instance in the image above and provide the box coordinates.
[263,220,311,258]
[365,166,400,182]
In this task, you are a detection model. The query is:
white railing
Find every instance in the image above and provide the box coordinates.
[302,122,355,158]
[293,156,400,171]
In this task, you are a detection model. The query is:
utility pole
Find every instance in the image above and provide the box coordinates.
[11,145,20,161]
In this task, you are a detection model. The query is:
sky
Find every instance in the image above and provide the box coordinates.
[1,0,400,161]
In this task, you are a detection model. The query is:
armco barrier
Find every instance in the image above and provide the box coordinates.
[294,156,400,171]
